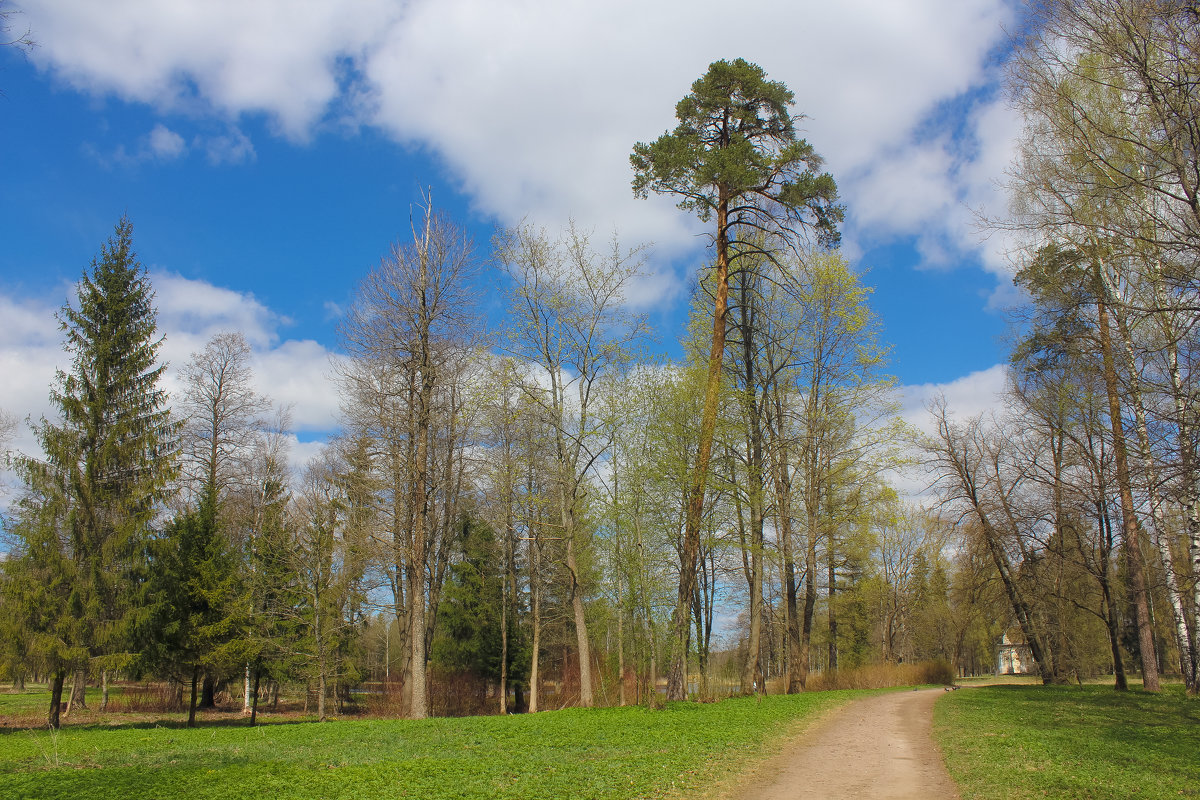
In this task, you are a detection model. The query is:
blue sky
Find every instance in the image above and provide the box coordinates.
[1,0,1022,472]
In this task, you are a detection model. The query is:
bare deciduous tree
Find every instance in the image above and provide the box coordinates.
[179,331,271,505]
[339,196,478,719]
[498,222,646,708]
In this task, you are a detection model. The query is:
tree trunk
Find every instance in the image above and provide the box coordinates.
[783,541,802,693]
[827,554,838,672]
[408,460,429,718]
[1109,286,1196,692]
[529,535,541,714]
[798,500,819,689]
[737,274,766,695]
[736,483,763,694]
[48,671,65,730]
[1167,345,1200,694]
[188,666,199,728]
[318,661,327,722]
[100,669,109,712]
[671,193,731,701]
[249,669,261,726]
[1148,238,1200,694]
[200,673,216,709]
[617,570,627,707]
[500,488,515,715]
[982,523,1054,684]
[634,514,658,704]
[1101,578,1128,691]
[933,407,1055,683]
[564,528,593,708]
[692,574,710,698]
[769,412,803,694]
[1096,293,1160,691]
[549,348,593,711]
[65,668,86,715]
[500,574,509,715]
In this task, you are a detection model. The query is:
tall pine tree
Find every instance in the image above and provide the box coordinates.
[3,216,176,728]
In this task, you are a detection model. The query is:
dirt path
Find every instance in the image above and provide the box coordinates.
[724,688,960,800]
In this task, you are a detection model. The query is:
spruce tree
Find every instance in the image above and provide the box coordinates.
[3,216,176,727]
[142,490,246,727]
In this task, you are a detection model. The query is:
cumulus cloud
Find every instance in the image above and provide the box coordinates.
[20,0,1020,301]
[0,289,71,459]
[148,123,186,159]
[151,274,340,435]
[87,121,261,170]
[19,0,401,138]
[0,275,341,480]
[900,363,1010,437]
[361,0,1016,293]
[85,122,260,170]
[90,122,189,167]
[251,340,343,432]
[880,363,1011,501]
[152,271,283,349]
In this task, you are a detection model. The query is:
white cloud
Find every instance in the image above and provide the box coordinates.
[148,123,186,159]
[200,126,256,165]
[152,274,340,435]
[152,271,283,349]
[847,137,958,240]
[0,275,341,484]
[362,0,1016,290]
[90,123,189,167]
[285,435,329,482]
[20,0,1021,300]
[19,0,401,138]
[900,363,1010,437]
[883,363,1010,502]
[251,340,343,433]
[86,123,259,169]
[0,289,70,459]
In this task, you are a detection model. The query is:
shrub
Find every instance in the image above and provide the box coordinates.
[915,659,956,686]
[804,660,954,691]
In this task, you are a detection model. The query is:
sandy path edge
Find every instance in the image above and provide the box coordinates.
[719,688,961,800]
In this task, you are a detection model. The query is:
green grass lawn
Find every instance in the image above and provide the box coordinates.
[935,683,1200,800]
[0,690,855,800]
[0,687,59,718]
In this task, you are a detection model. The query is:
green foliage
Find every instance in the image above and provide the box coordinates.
[239,434,302,689]
[0,690,855,799]
[140,494,247,691]
[2,217,176,722]
[631,57,842,245]
[274,446,372,714]
[1011,243,1097,373]
[830,576,877,669]
[431,516,504,679]
[936,684,1200,799]
[46,216,177,551]
[0,484,84,682]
